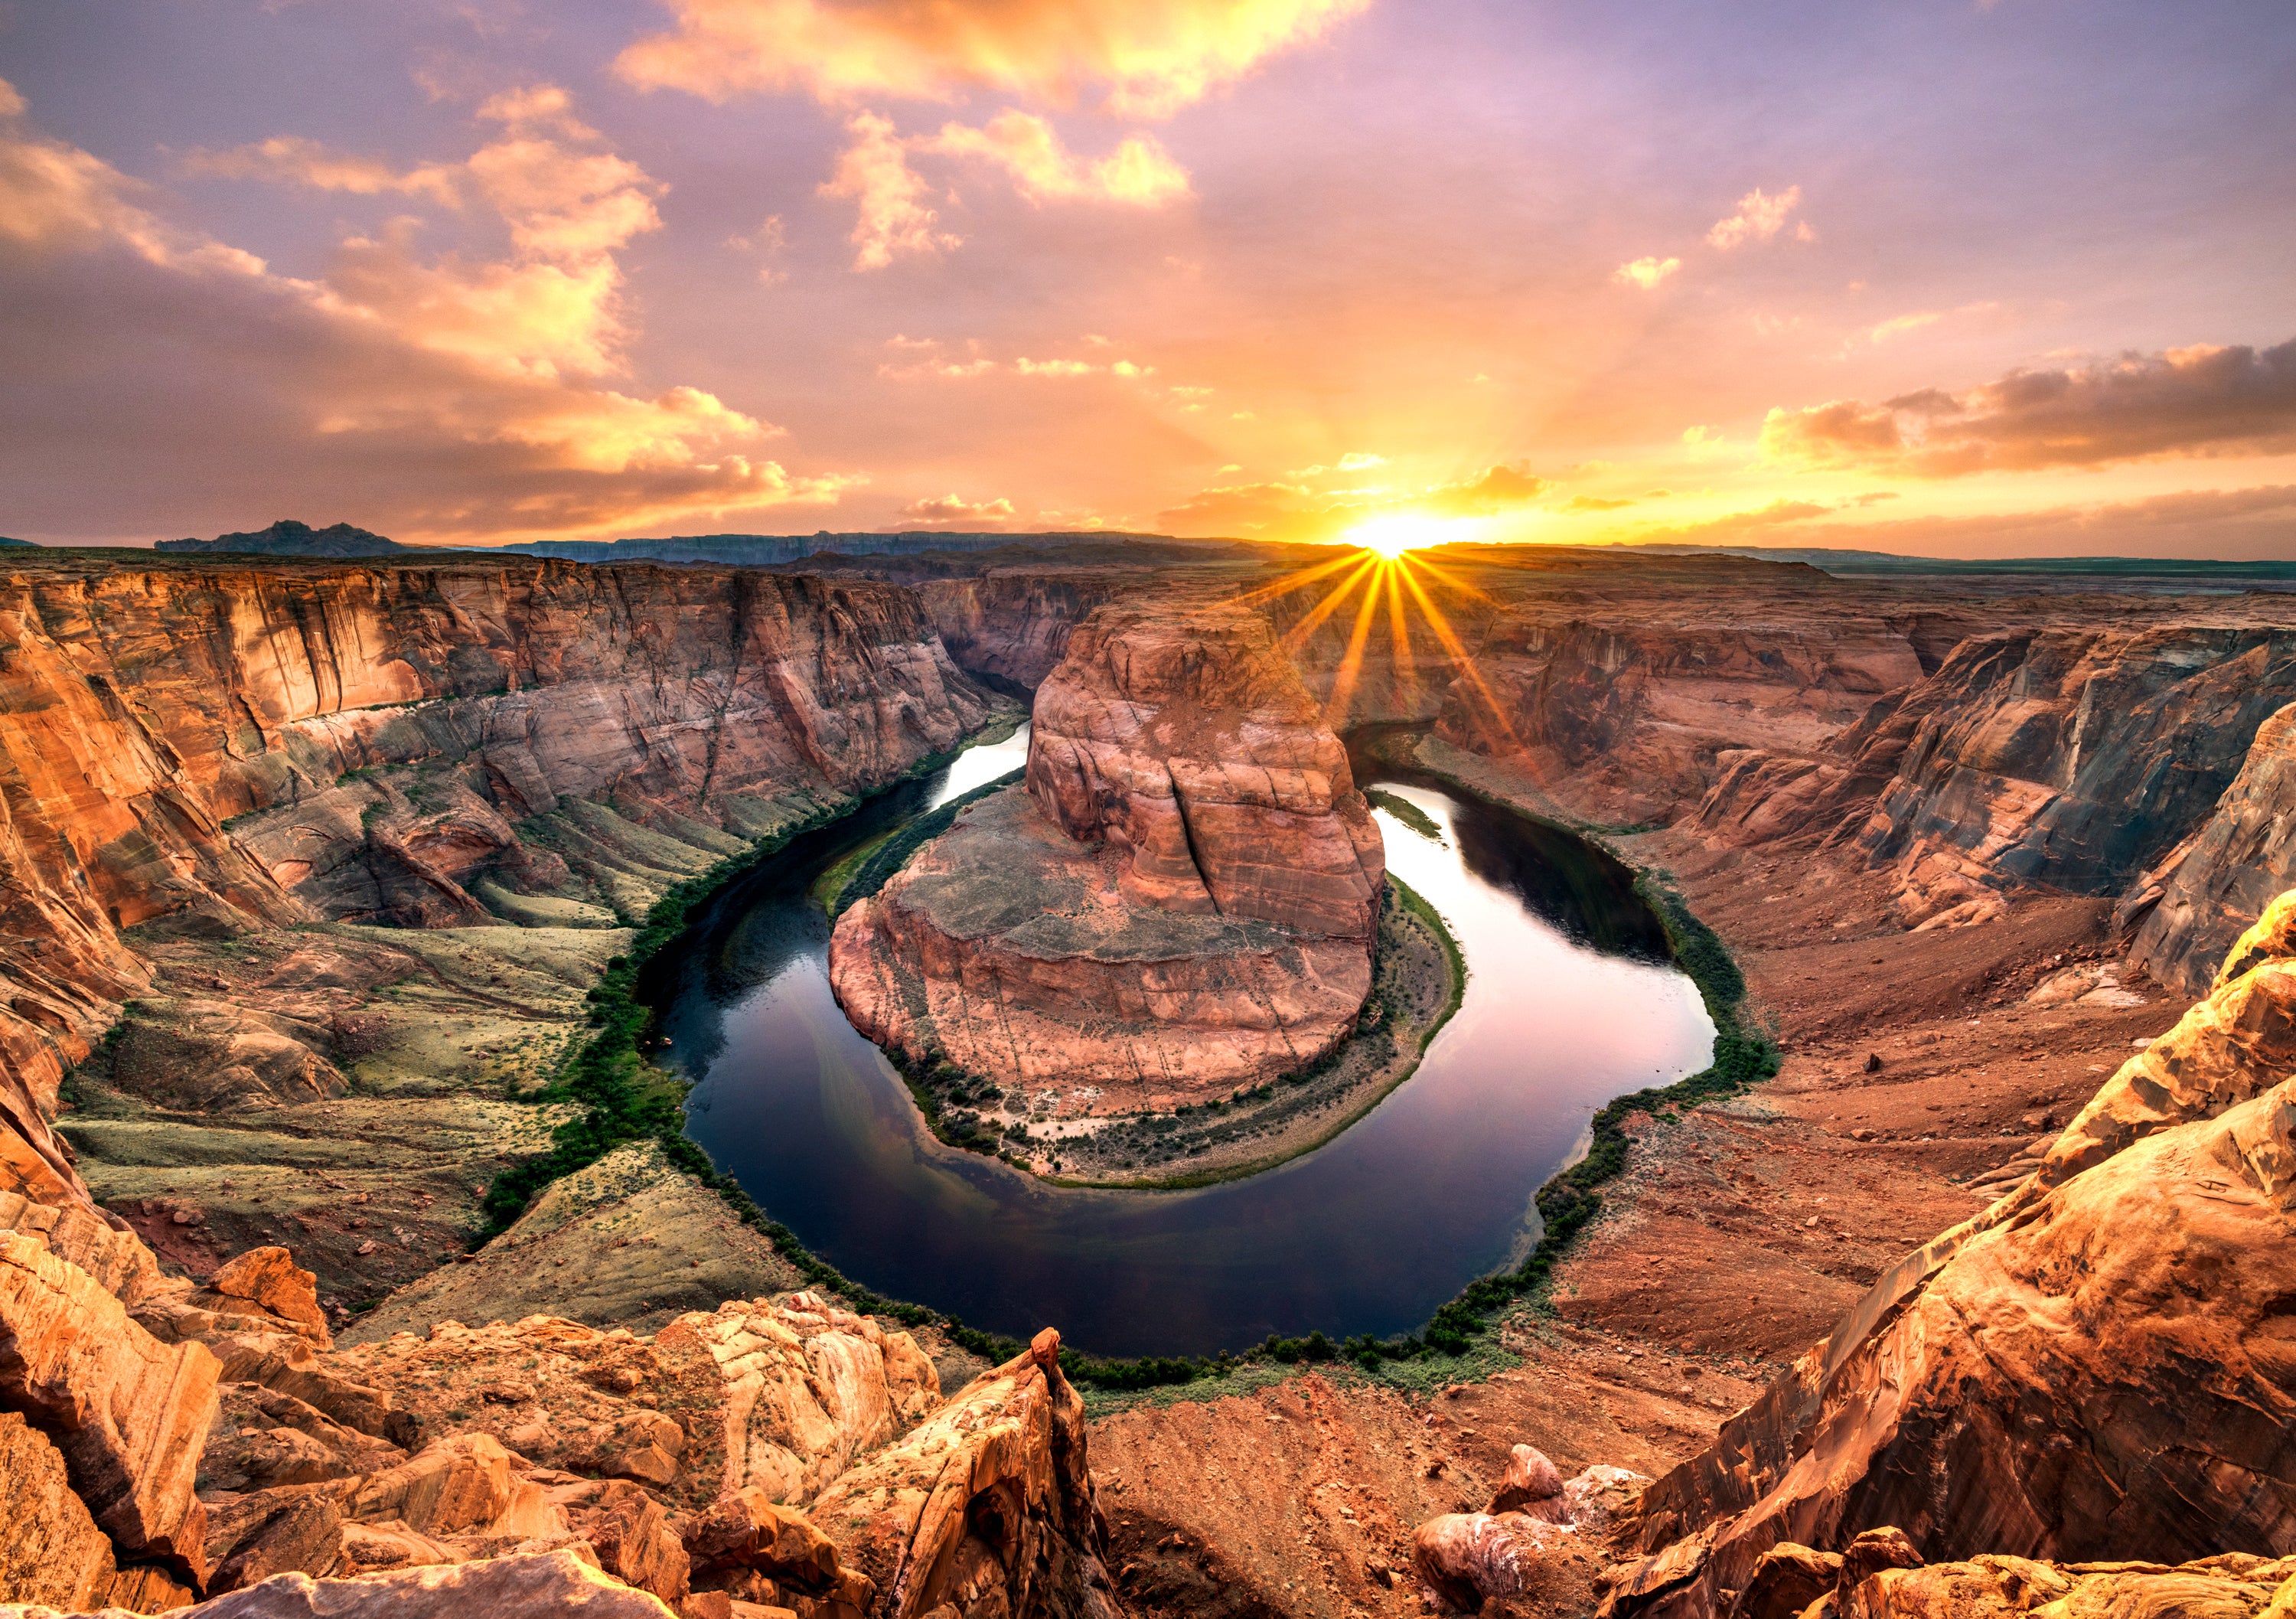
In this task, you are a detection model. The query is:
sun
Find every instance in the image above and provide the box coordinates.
[1346,514,1459,560]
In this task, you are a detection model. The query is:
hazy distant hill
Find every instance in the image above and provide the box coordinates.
[155,519,408,557]
[1633,541,2296,586]
[0,537,34,547]
[500,530,1170,566]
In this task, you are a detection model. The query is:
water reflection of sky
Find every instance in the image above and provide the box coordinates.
[670,735,1711,1357]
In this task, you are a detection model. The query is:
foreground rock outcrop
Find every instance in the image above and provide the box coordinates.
[830,602,1384,1104]
[2,1194,1119,1619]
[1598,892,2296,1619]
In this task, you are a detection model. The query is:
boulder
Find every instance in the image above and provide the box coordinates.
[588,1497,691,1609]
[206,1492,347,1594]
[1410,1513,1568,1608]
[0,1232,218,1582]
[1735,1544,1841,1619]
[1489,1444,1565,1517]
[188,1249,331,1348]
[806,1328,1117,1619]
[650,1294,937,1508]
[683,1490,840,1591]
[344,1434,519,1537]
[126,1548,677,1617]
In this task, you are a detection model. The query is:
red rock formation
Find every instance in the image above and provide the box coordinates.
[1601,895,2296,1618]
[810,1328,1118,1619]
[1687,628,2296,927]
[1434,612,1925,826]
[2128,702,2296,993]
[831,602,1384,1101]
[919,569,1140,690]
[1026,604,1384,937]
[0,553,996,1228]
[0,1230,219,1584]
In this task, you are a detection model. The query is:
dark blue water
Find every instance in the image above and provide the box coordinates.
[654,727,1711,1357]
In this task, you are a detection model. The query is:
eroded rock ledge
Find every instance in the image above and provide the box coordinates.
[829,603,1384,1110]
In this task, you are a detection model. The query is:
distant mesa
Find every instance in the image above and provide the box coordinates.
[0,537,34,547]
[155,518,407,557]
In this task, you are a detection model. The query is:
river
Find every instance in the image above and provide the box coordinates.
[653,725,1713,1358]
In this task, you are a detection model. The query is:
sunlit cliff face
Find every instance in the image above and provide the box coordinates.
[2,2,2292,555]
[1235,528,1517,741]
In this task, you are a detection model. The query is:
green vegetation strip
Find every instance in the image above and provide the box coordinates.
[1365,788,1444,844]
[820,767,1023,917]
[481,733,1773,1395]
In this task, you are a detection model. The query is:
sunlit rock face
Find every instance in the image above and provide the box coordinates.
[1600,895,2296,1619]
[1024,603,1384,938]
[830,602,1385,1106]
[0,553,997,1233]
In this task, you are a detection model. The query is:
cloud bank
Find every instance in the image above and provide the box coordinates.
[1763,338,2296,475]
[0,78,846,542]
[616,0,1371,116]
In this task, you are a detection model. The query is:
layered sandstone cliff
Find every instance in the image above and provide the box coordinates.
[1686,626,2296,929]
[0,551,1000,1294]
[1432,612,1926,824]
[830,603,1384,1105]
[1598,893,2296,1618]
[2127,703,2296,993]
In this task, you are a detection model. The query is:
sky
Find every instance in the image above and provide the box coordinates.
[2,0,2293,557]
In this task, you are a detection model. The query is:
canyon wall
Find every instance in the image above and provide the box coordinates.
[830,602,1384,1106]
[917,570,1143,690]
[2127,703,2296,993]
[1687,625,2296,929]
[1603,896,2296,1617]
[1431,613,1926,824]
[0,554,999,1231]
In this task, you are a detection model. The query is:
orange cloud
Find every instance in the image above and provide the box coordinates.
[0,79,844,541]
[1706,184,1803,250]
[615,0,1371,118]
[1,81,265,275]
[181,136,465,204]
[899,493,1020,525]
[1613,255,1679,289]
[820,111,961,269]
[926,111,1189,205]
[1423,463,1550,515]
[1762,338,2296,475]
[1158,462,1549,539]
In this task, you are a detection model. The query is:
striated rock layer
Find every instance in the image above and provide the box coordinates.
[831,604,1383,1102]
[1600,893,2296,1619]
[1685,626,2296,928]
[2128,701,2296,994]
[0,551,996,1232]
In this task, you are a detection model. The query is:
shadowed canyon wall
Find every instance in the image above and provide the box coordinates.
[0,554,1000,1229]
